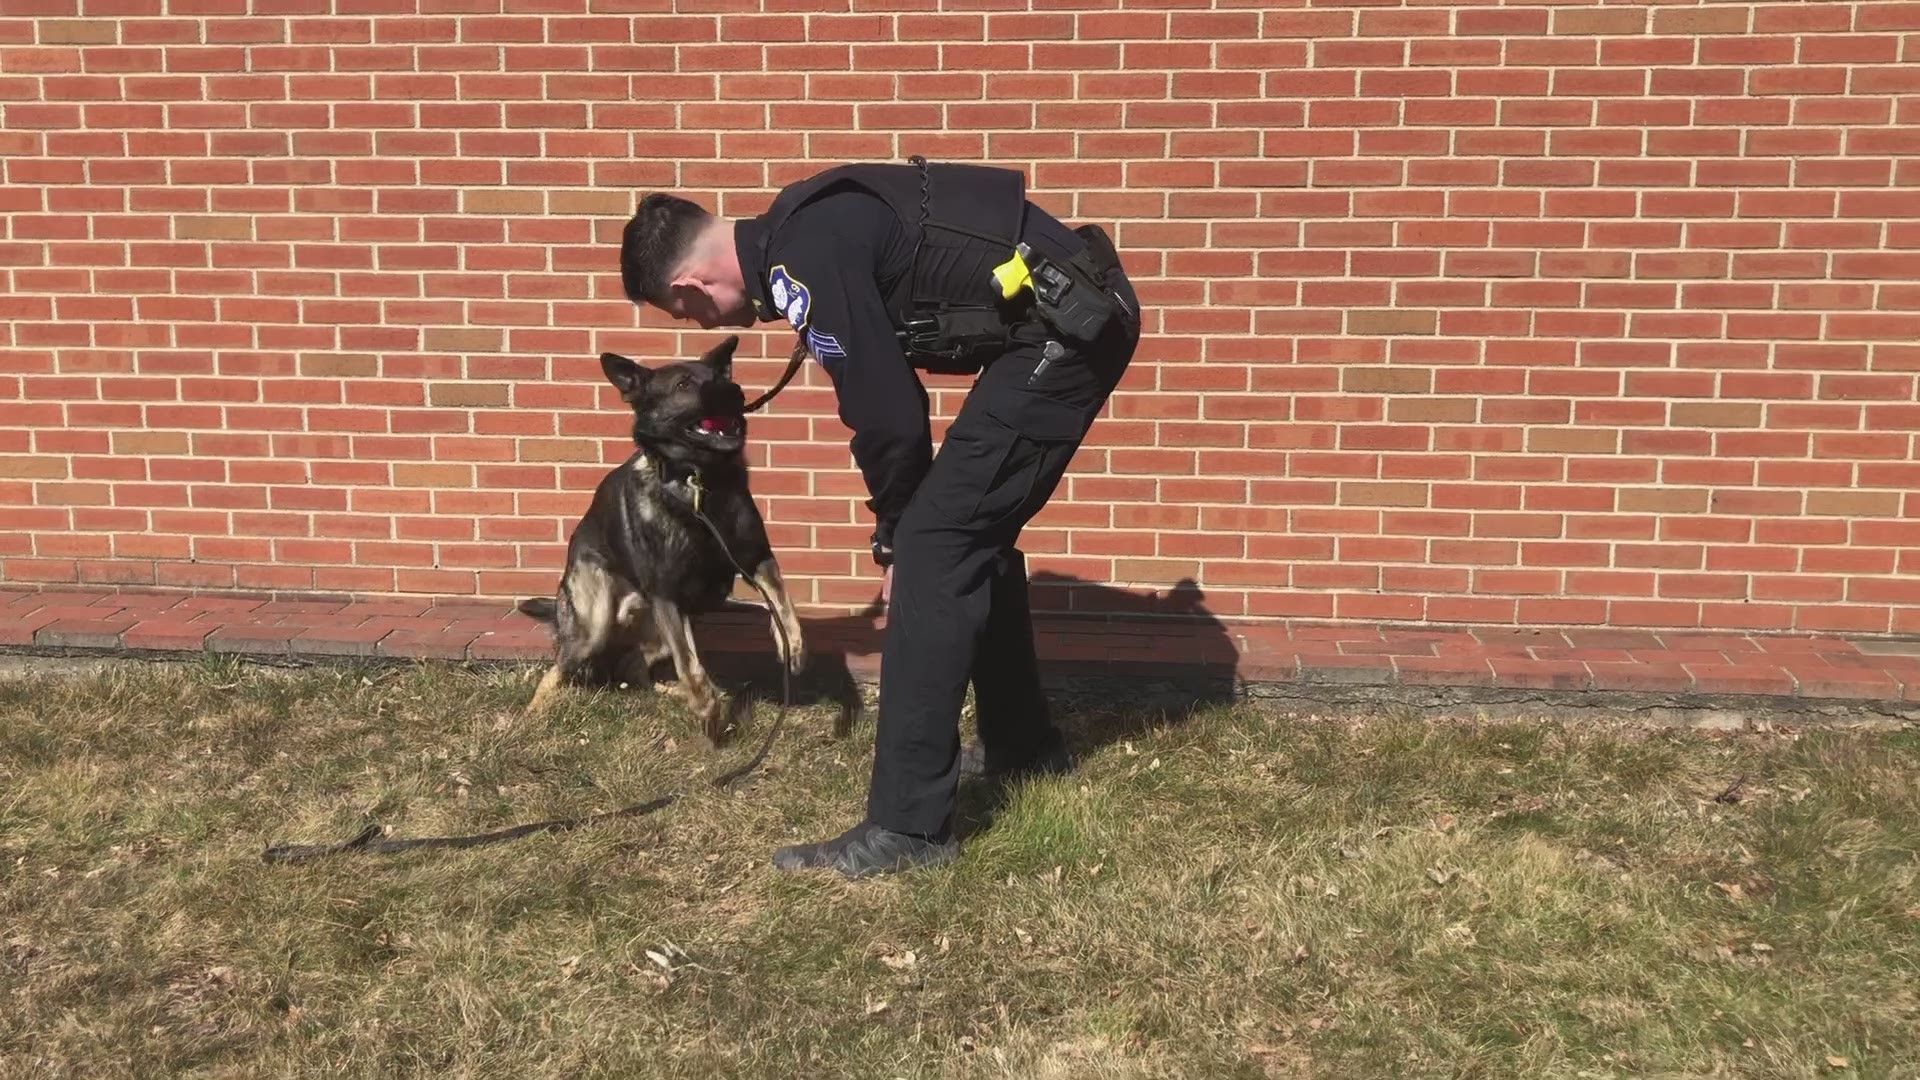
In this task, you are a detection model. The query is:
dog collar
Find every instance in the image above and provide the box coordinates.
[657,461,708,515]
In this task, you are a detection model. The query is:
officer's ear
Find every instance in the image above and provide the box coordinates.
[699,334,739,381]
[600,352,651,399]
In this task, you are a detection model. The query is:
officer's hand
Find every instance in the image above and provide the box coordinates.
[882,564,895,608]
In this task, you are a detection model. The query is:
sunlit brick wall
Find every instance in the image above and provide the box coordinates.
[2,0,1918,633]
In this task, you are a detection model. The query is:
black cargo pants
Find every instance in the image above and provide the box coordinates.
[865,275,1142,840]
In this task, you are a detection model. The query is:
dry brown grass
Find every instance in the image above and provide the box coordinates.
[1,657,1915,1078]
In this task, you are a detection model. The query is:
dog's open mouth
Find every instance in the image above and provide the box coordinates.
[687,415,744,442]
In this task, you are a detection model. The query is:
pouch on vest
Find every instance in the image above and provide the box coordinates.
[895,307,1014,375]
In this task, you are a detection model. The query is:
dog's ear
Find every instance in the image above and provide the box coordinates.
[699,334,740,381]
[600,352,651,398]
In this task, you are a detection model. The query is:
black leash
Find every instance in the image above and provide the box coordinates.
[742,340,809,414]
[261,507,797,865]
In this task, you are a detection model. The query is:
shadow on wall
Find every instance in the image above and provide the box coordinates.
[1022,571,1241,755]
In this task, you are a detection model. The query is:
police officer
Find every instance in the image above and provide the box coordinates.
[619,158,1142,878]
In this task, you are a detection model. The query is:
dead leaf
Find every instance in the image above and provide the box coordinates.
[1742,1038,1755,1049]
[866,997,890,1016]
[1427,866,1456,886]
[1433,813,1457,832]
[1827,1056,1849,1069]
[937,935,952,956]
[645,949,673,971]
[558,955,581,979]
[881,950,917,971]
[1013,927,1033,948]
[1149,757,1162,771]
[1750,942,1773,955]
[1714,881,1746,901]
[1291,944,1310,965]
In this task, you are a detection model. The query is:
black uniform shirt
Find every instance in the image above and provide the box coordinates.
[736,189,929,550]
[735,184,1091,549]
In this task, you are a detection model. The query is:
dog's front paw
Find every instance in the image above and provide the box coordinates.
[704,693,749,748]
[784,642,810,677]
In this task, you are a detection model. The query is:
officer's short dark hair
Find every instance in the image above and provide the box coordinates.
[620,193,713,306]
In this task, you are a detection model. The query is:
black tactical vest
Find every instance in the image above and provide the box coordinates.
[755,159,1029,370]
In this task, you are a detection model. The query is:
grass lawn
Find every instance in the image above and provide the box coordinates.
[1,657,1915,1078]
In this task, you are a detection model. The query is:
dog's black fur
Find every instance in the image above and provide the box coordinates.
[519,335,808,744]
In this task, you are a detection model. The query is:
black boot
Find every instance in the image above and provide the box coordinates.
[771,821,958,879]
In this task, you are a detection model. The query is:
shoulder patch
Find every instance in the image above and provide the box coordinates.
[805,328,846,359]
[767,264,811,331]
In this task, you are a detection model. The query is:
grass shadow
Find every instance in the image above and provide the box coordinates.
[695,570,1240,841]
[1024,570,1240,757]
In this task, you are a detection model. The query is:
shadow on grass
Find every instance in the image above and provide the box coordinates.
[755,570,1240,841]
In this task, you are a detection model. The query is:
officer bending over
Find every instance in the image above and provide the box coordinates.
[619,158,1142,879]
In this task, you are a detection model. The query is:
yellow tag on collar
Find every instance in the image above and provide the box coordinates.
[685,471,705,514]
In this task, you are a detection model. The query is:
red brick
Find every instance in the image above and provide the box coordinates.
[35,617,137,650]
[1392,656,1495,688]
[1586,663,1695,696]
[1687,664,1797,698]
[1295,653,1396,685]
[1774,663,1897,700]
[207,624,301,656]
[1489,660,1593,693]
[123,620,214,651]
[0,609,63,646]
[469,629,553,662]
[291,625,390,658]
[377,629,481,661]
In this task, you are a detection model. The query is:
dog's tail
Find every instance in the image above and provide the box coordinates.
[516,597,558,623]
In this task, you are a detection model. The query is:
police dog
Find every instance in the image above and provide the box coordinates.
[519,335,808,745]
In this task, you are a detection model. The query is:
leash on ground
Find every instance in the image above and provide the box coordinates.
[260,505,796,865]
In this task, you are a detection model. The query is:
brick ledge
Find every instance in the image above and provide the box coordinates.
[2,584,1918,710]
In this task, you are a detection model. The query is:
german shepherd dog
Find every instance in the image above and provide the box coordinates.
[518,335,808,745]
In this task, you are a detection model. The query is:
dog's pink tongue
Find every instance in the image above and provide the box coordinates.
[700,417,723,433]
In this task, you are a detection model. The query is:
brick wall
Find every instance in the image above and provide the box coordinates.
[2,1,1918,635]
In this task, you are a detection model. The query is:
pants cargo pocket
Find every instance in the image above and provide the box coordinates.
[923,413,1049,533]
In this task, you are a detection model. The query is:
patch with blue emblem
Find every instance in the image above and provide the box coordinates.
[768,265,810,331]
[805,328,846,359]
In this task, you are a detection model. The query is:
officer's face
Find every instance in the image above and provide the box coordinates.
[662,281,755,331]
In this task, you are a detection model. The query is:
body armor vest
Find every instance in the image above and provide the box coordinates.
[755,158,1030,373]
